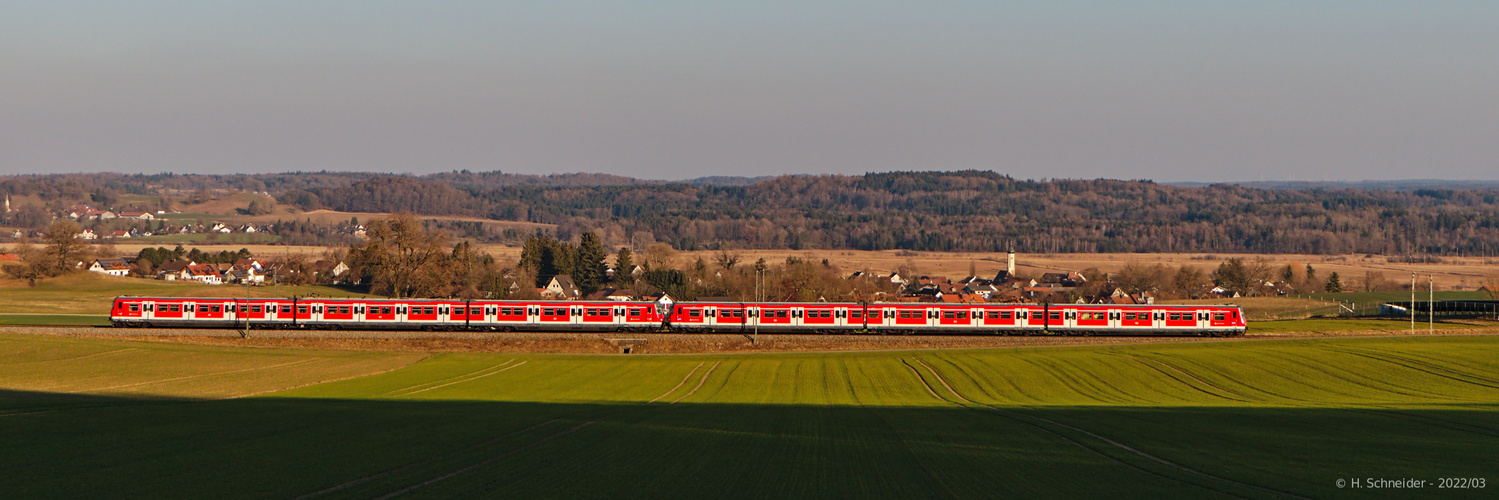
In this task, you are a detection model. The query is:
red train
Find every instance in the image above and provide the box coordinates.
[110,296,1246,336]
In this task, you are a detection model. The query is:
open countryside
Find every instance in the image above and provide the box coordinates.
[3,332,1496,498]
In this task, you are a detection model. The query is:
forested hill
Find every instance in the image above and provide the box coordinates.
[5,171,1499,255]
[275,171,1499,256]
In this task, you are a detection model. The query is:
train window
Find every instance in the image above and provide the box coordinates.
[957,311,968,320]
[129,304,140,312]
[1000,311,1011,319]
[851,311,863,319]
[689,310,700,318]
[471,307,482,315]
[296,306,307,314]
[942,311,953,319]
[1049,312,1060,320]
[1169,313,1181,321]
[898,311,911,319]
[1214,312,1226,321]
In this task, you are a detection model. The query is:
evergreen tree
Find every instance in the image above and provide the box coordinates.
[1211,258,1251,296]
[614,247,634,283]
[1324,272,1343,293]
[517,236,575,288]
[574,232,608,294]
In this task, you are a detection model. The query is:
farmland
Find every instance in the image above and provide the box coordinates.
[2,333,1495,498]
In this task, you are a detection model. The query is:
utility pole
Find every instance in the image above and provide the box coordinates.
[753,269,762,344]
[1410,273,1416,335]
[1428,275,1434,335]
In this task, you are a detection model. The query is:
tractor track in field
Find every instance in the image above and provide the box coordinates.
[0,347,141,365]
[397,361,527,396]
[648,362,703,403]
[381,359,514,396]
[905,357,1309,499]
[671,360,722,403]
[69,357,324,393]
[1113,353,1252,402]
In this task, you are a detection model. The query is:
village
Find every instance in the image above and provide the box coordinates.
[69,246,1237,307]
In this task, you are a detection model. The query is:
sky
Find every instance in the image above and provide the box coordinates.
[2,2,1496,182]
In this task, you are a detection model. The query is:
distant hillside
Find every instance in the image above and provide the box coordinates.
[682,176,774,186]
[1169,180,1499,191]
[5,171,1499,255]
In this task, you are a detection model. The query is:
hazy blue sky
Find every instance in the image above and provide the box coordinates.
[2,2,1496,182]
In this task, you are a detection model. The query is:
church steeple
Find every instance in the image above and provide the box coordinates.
[1006,242,1015,275]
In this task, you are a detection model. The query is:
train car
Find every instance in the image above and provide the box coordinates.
[111,296,289,328]
[667,302,865,333]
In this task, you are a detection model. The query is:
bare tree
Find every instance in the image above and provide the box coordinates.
[349,213,450,297]
[640,242,678,270]
[40,220,90,276]
[714,250,742,272]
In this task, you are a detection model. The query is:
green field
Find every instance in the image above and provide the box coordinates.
[1247,318,1468,333]
[0,314,111,326]
[2,333,1495,498]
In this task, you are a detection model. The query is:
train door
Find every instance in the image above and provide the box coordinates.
[1196,310,1210,329]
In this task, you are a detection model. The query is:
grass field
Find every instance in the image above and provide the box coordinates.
[1246,318,1467,333]
[0,314,111,326]
[1,333,1495,498]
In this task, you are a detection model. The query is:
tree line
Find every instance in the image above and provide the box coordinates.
[9,171,1499,256]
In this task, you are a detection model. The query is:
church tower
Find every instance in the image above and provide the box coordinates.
[1006,243,1015,275]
